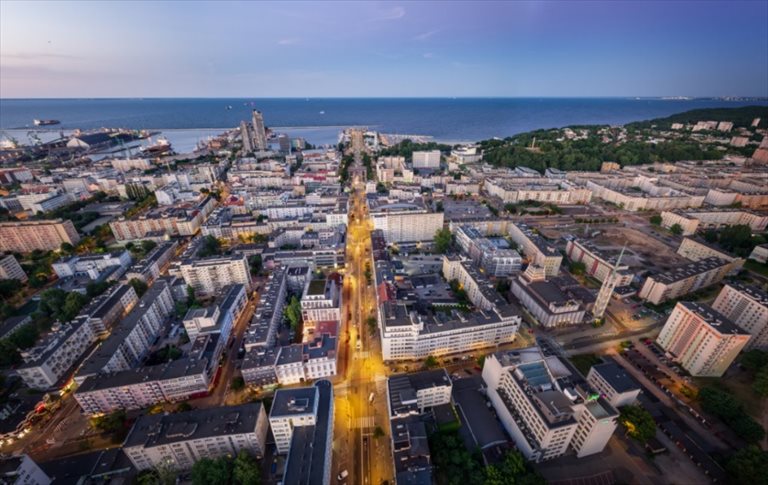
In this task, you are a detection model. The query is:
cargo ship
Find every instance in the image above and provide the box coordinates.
[33,119,60,126]
[139,136,172,154]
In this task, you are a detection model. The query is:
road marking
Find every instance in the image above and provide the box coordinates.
[356,416,375,428]
[354,351,371,359]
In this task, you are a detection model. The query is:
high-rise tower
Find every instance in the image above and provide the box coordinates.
[592,245,625,320]
[251,110,267,150]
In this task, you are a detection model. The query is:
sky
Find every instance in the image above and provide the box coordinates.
[1,0,767,98]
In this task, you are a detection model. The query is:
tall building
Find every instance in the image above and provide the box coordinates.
[0,254,27,282]
[482,347,618,462]
[278,134,291,154]
[712,282,768,350]
[0,219,80,253]
[300,277,341,340]
[123,403,269,471]
[369,198,444,244]
[412,150,441,169]
[281,380,334,485]
[179,254,253,296]
[252,110,268,151]
[656,302,750,377]
[240,120,254,154]
[0,455,51,485]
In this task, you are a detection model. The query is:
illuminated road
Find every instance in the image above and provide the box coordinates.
[333,147,393,485]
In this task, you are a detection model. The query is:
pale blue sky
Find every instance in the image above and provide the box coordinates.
[1,0,766,98]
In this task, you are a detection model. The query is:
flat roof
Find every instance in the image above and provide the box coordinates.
[590,361,639,394]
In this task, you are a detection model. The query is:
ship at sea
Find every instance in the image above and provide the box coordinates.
[139,136,172,155]
[33,119,60,126]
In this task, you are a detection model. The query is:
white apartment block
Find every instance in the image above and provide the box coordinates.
[586,361,640,409]
[269,386,321,454]
[17,319,96,390]
[244,268,287,350]
[565,239,632,286]
[370,200,444,244]
[300,277,341,340]
[661,210,768,236]
[111,158,154,171]
[0,219,80,253]
[657,302,750,377]
[638,257,733,305]
[712,282,768,350]
[179,254,253,296]
[0,455,51,485]
[183,284,247,341]
[123,403,269,471]
[387,369,453,416]
[510,265,587,328]
[484,179,592,205]
[677,237,744,271]
[273,335,338,385]
[482,347,618,462]
[0,254,27,282]
[507,222,562,277]
[412,150,441,169]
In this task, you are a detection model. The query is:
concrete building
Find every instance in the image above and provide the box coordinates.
[52,251,132,280]
[244,268,287,350]
[638,257,733,305]
[269,383,326,454]
[369,199,444,244]
[183,283,247,341]
[387,369,452,415]
[274,335,338,385]
[0,455,51,485]
[412,150,441,169]
[77,283,139,337]
[0,219,80,253]
[240,120,254,154]
[508,222,562,277]
[749,243,768,263]
[676,237,744,271]
[123,403,269,471]
[565,239,632,286]
[0,254,27,282]
[179,254,253,296]
[251,110,268,151]
[656,302,750,377]
[510,266,589,327]
[661,209,768,235]
[482,347,618,462]
[124,241,178,284]
[712,282,768,350]
[280,380,334,485]
[586,361,640,408]
[300,277,341,340]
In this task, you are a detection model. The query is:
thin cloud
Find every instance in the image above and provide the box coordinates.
[371,6,405,21]
[2,51,83,61]
[277,38,301,46]
[413,30,440,41]
[423,52,434,59]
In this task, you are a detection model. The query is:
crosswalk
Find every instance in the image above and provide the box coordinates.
[356,416,375,428]
[354,351,371,359]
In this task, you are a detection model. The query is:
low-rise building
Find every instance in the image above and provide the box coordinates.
[656,301,750,377]
[586,361,640,408]
[52,251,132,280]
[300,277,341,340]
[565,239,632,286]
[510,266,590,327]
[274,335,337,385]
[123,403,269,471]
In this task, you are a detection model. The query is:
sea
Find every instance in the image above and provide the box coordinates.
[1,97,766,153]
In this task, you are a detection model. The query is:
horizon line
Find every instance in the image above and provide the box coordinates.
[2,95,768,101]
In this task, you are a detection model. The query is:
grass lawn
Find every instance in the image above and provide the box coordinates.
[569,353,603,376]
[745,259,768,278]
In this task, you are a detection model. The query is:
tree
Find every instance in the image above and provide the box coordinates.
[231,376,245,391]
[129,278,149,297]
[284,296,302,332]
[90,409,127,434]
[754,368,768,397]
[373,426,385,439]
[424,355,439,368]
[175,401,193,413]
[699,387,766,442]
[198,235,222,258]
[86,280,112,298]
[62,291,88,321]
[60,242,75,254]
[742,350,768,373]
[191,457,231,485]
[232,450,261,485]
[618,405,656,442]
[248,255,262,275]
[39,288,68,318]
[0,279,18,301]
[141,240,158,253]
[649,214,662,226]
[434,228,452,254]
[669,223,683,235]
[727,445,768,484]
[569,261,587,276]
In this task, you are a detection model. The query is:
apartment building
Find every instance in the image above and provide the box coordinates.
[110,158,154,171]
[274,335,337,385]
[74,358,210,414]
[183,283,247,341]
[369,198,444,244]
[77,283,138,337]
[124,241,178,284]
[300,277,341,340]
[244,268,287,350]
[638,257,733,305]
[484,179,592,205]
[0,219,80,253]
[661,209,768,236]
[75,281,174,383]
[586,361,640,408]
[657,302,750,377]
[201,207,269,240]
[412,150,441,169]
[453,225,521,277]
[507,222,562,277]
[565,239,632,286]
[0,254,27,282]
[386,370,452,484]
[677,237,744,271]
[0,455,51,485]
[123,403,268,471]
[179,254,253,296]
[108,197,215,242]
[269,384,323,454]
[482,347,618,462]
[280,380,334,485]
[712,282,768,350]
[16,319,96,390]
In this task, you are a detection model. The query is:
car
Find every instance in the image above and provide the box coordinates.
[337,470,349,481]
